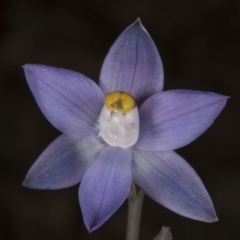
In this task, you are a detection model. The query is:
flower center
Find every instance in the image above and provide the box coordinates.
[105,91,136,113]
[97,91,139,148]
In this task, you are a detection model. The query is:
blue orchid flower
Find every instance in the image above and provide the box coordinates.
[23,19,228,232]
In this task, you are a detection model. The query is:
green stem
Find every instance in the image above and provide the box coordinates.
[126,184,144,240]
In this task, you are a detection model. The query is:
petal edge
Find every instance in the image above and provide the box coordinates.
[100,19,164,104]
[24,64,104,141]
[23,135,104,189]
[132,149,217,222]
[79,146,132,231]
[137,90,228,151]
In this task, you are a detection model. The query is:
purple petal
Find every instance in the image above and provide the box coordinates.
[137,90,228,151]
[132,149,217,222]
[99,19,164,104]
[23,135,104,189]
[24,64,104,141]
[79,146,132,232]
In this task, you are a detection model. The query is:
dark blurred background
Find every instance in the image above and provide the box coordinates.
[0,0,239,239]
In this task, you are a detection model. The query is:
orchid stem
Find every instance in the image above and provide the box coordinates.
[126,184,144,240]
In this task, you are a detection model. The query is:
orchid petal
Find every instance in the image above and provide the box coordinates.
[23,135,104,189]
[99,19,164,104]
[132,149,217,222]
[24,64,104,141]
[137,90,228,151]
[79,146,132,232]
